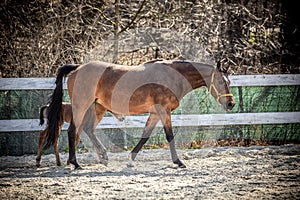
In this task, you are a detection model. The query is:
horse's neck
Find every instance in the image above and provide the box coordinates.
[174,61,213,90]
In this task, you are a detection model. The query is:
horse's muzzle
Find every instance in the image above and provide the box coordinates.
[226,101,235,110]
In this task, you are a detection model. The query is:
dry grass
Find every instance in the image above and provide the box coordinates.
[1,0,296,78]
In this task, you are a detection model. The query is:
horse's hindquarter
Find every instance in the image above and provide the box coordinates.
[67,62,110,128]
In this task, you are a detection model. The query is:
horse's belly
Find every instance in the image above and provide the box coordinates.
[95,97,151,115]
[96,84,179,115]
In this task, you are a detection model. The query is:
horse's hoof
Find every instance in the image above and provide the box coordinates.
[127,161,134,168]
[57,162,62,166]
[99,159,108,166]
[101,154,109,161]
[36,163,41,168]
[174,159,186,168]
[75,166,83,170]
[178,163,187,168]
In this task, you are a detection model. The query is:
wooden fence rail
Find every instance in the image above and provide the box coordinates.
[0,74,299,133]
[0,74,299,90]
[0,112,299,132]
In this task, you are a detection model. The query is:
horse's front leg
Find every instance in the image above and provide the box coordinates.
[160,109,186,168]
[129,113,160,166]
[68,121,81,169]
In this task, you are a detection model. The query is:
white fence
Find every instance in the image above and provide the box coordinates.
[0,74,299,133]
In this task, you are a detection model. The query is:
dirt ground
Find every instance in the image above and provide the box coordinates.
[0,145,300,199]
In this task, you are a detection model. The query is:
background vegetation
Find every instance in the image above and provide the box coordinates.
[0,0,299,77]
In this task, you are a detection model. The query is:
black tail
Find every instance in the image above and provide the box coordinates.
[39,105,48,126]
[44,64,80,149]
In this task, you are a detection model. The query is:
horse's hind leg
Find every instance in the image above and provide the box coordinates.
[67,103,106,169]
[54,129,61,166]
[68,120,81,169]
[82,103,108,165]
[36,129,47,167]
[129,113,160,166]
[67,130,82,165]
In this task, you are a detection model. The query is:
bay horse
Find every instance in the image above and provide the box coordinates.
[37,102,124,167]
[45,60,235,169]
[36,102,72,167]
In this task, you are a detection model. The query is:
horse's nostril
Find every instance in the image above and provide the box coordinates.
[227,101,235,109]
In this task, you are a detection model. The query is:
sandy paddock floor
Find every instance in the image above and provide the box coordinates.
[0,145,300,199]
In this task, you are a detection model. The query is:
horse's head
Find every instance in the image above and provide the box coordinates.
[208,61,235,111]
